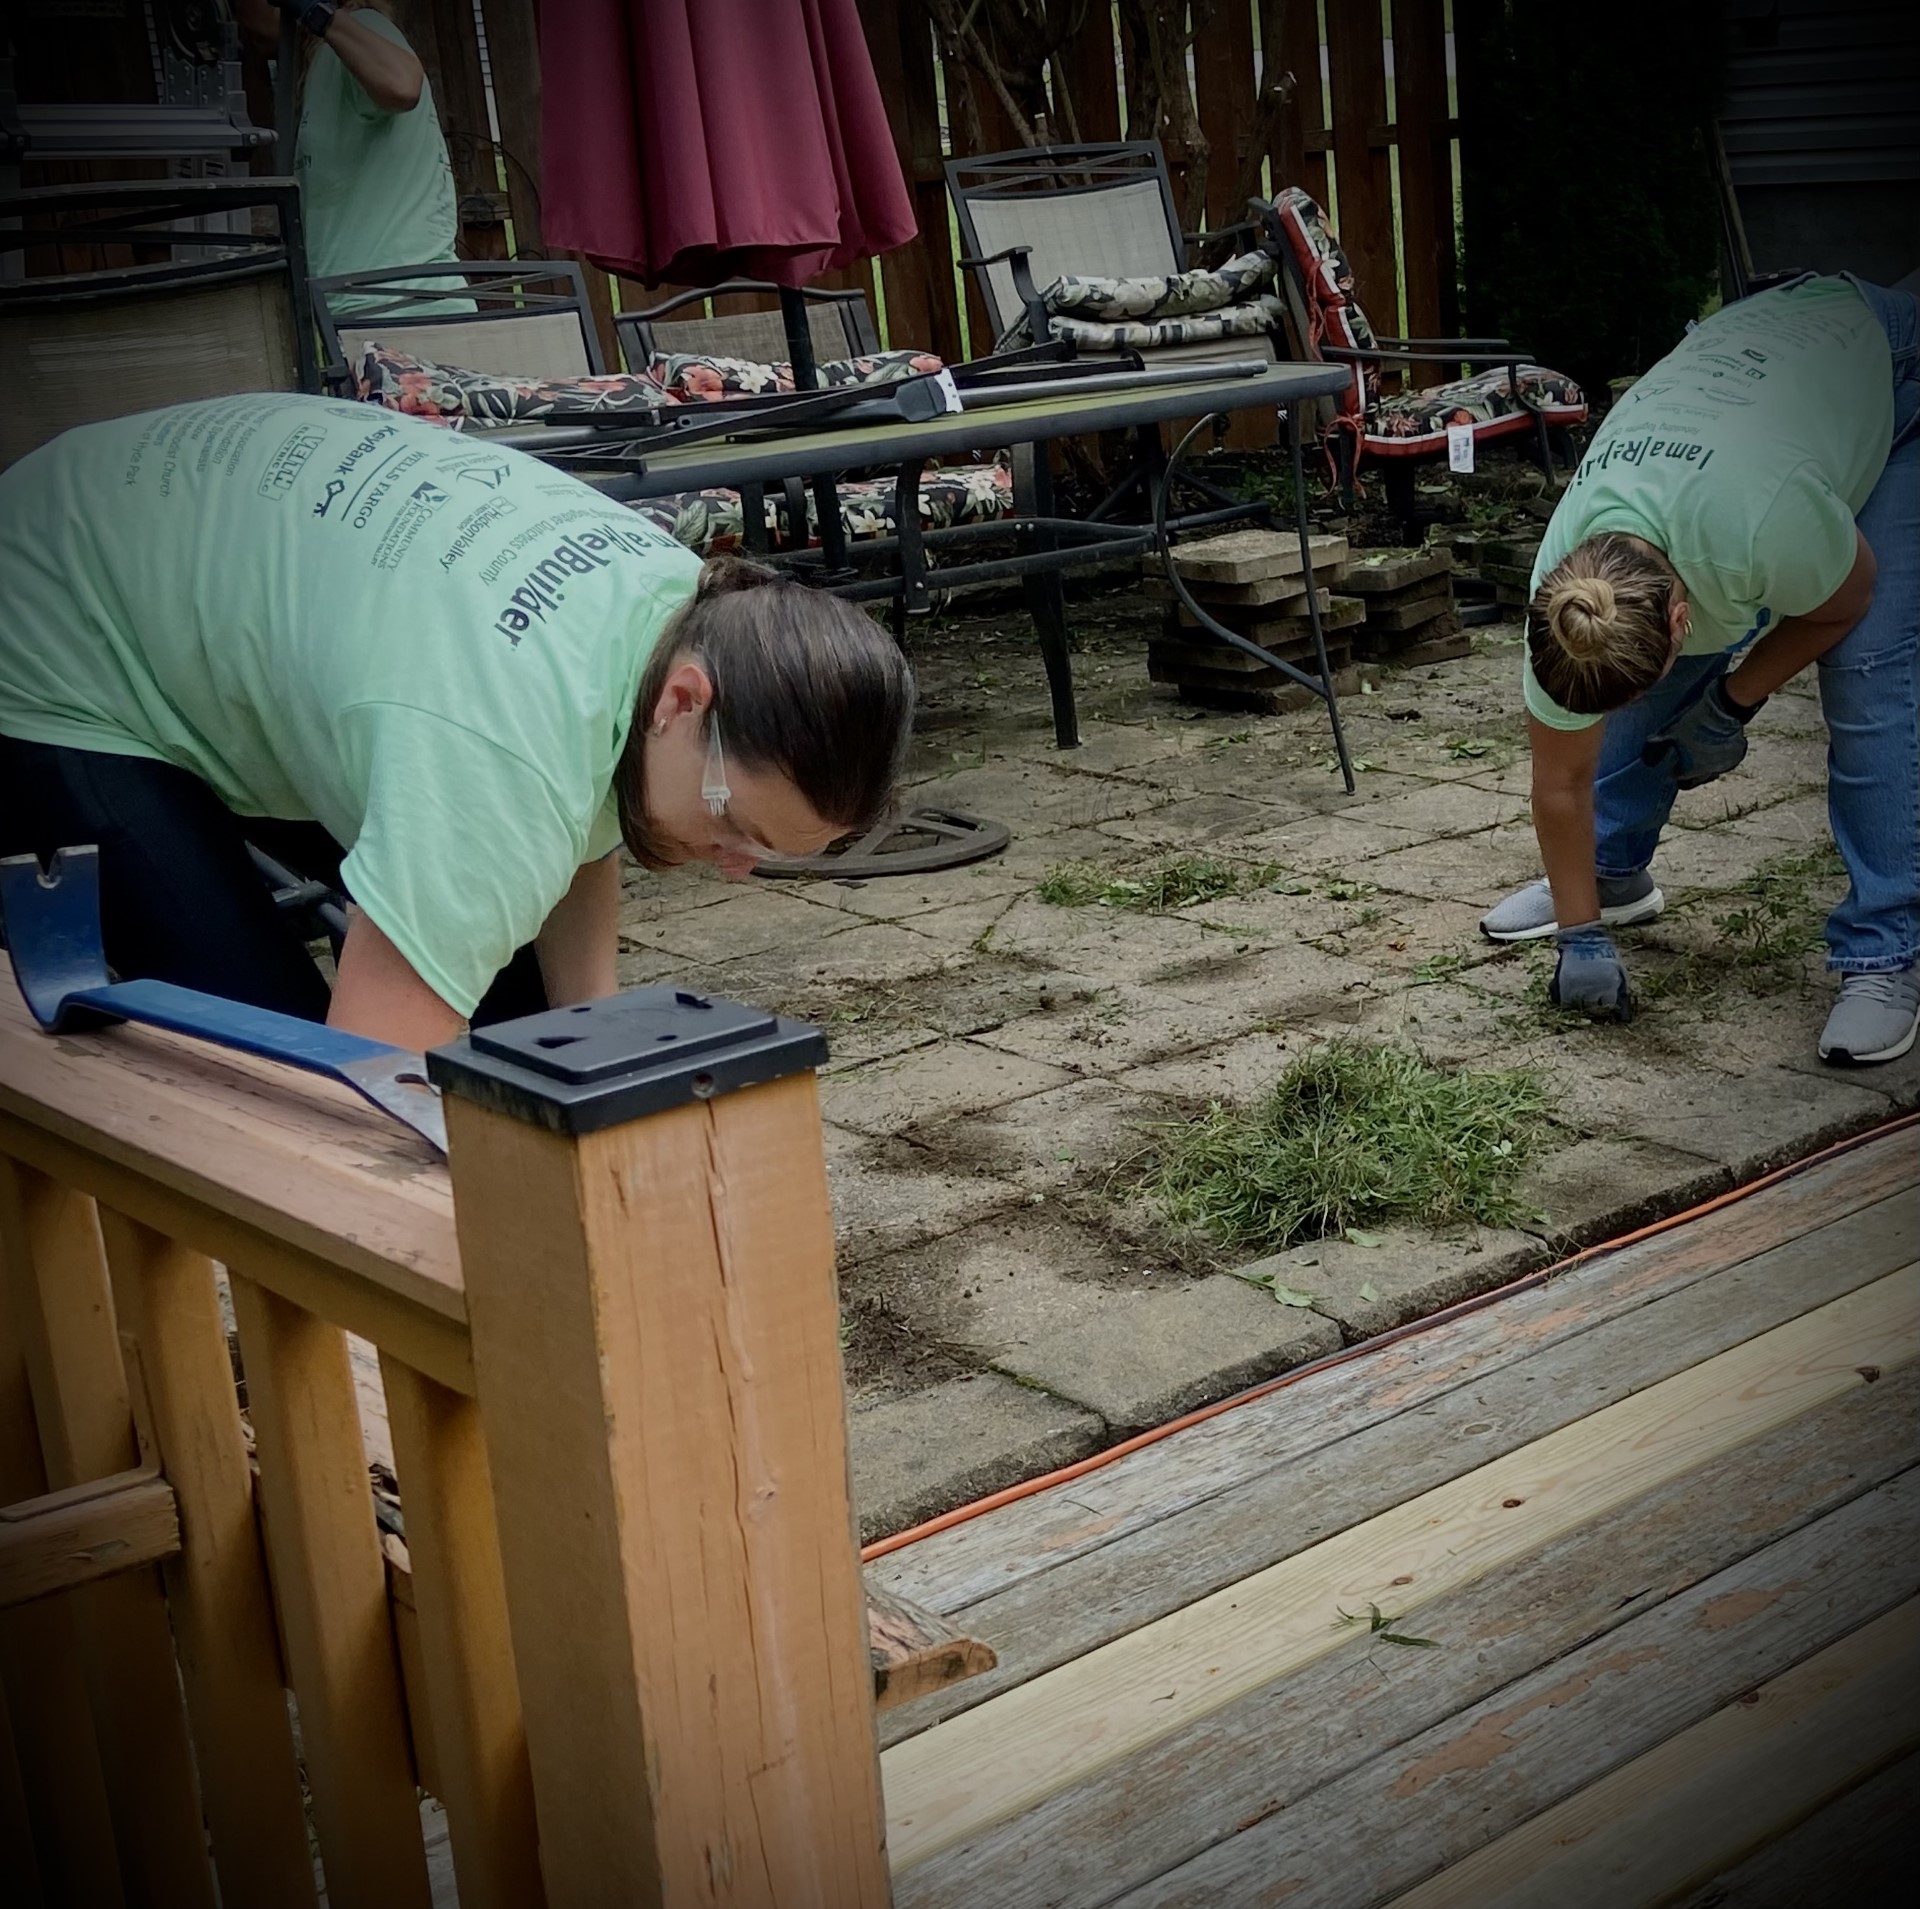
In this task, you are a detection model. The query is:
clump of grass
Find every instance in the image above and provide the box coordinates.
[1140,1040,1549,1254]
[1036,854,1282,914]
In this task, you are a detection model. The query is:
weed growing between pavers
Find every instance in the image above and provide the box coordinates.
[1636,843,1846,1009]
[1036,854,1286,914]
[1137,1040,1549,1254]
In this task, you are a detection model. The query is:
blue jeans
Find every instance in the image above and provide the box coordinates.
[1592,278,1920,974]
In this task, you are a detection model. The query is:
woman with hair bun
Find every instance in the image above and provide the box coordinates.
[0,395,913,1051]
[1479,274,1918,1065]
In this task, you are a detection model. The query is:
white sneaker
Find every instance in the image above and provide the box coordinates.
[1480,870,1665,943]
[1819,969,1920,1065]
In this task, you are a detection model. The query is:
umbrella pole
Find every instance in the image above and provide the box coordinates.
[779,286,854,577]
[778,286,821,391]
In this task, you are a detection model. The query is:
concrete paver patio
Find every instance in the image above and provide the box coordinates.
[617,594,1920,1540]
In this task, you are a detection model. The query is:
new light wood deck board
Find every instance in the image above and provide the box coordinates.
[877,1128,1920,1899]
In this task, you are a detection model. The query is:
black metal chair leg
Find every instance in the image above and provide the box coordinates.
[1383,460,1418,545]
[1288,406,1356,794]
[1012,443,1079,749]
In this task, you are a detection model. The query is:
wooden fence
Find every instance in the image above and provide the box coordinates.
[409,0,1459,374]
[0,968,908,1906]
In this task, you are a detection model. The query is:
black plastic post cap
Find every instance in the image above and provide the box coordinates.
[426,986,828,1136]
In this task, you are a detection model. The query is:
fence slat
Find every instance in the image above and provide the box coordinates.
[1264,0,1329,204]
[0,1177,123,1906]
[1392,0,1457,375]
[1198,0,1258,227]
[97,1212,316,1909]
[381,1355,544,1909]
[1065,3,1124,142]
[230,1274,431,1909]
[445,1074,890,1906]
[1326,0,1399,328]
[0,1160,216,1909]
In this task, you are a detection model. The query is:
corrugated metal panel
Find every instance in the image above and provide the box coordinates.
[1720,0,1919,185]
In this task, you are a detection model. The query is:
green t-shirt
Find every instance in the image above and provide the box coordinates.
[297,12,463,308]
[1524,276,1893,730]
[0,395,701,1015]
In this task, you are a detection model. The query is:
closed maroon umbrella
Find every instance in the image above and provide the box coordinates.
[540,0,917,290]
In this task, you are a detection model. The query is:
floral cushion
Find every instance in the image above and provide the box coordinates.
[1269,187,1380,419]
[647,348,945,400]
[355,342,677,423]
[995,252,1278,351]
[1039,296,1287,355]
[628,461,1013,557]
[1364,363,1587,453]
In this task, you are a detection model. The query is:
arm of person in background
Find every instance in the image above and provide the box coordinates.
[533,853,622,1008]
[315,8,424,113]
[236,1,425,113]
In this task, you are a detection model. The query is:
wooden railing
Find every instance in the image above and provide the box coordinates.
[0,965,981,1905]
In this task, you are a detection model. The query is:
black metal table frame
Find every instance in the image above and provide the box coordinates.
[498,363,1358,790]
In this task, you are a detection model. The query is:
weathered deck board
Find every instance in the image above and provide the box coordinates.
[883,1266,1920,1870]
[880,1182,1917,1739]
[879,1127,1920,1907]
[1380,1598,1920,1909]
[1670,1749,1919,1908]
[872,1133,1912,1630]
[1116,1470,1920,1906]
[893,1363,1920,1909]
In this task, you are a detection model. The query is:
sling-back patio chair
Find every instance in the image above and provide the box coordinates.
[0,176,318,472]
[944,140,1305,525]
[1257,186,1587,536]
[311,258,607,392]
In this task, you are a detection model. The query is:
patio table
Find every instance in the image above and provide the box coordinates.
[485,360,1359,785]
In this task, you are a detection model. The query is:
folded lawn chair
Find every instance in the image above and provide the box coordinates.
[1258,187,1587,536]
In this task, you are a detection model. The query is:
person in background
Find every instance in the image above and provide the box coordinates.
[240,0,465,310]
[1479,274,1917,1066]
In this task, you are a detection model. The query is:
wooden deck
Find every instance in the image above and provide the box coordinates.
[868,1121,1919,1907]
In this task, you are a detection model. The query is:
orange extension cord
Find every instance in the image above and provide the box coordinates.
[861,1106,1920,1562]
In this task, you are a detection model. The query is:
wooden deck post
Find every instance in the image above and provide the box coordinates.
[430,991,890,1908]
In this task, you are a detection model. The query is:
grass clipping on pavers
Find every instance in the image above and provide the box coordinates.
[1038,854,1285,913]
[1141,1040,1548,1255]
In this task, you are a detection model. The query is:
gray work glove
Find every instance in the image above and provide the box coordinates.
[1550,922,1633,1023]
[1640,675,1764,790]
[272,0,339,38]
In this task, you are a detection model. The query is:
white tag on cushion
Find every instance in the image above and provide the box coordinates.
[1448,423,1475,472]
[933,368,963,413]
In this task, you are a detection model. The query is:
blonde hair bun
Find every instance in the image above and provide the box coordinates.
[1548,574,1619,660]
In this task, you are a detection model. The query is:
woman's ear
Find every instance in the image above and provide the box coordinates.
[649,658,716,733]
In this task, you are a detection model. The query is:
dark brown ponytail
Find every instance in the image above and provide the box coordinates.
[615,558,915,867]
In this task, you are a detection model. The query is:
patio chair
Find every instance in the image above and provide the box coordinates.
[0,176,318,472]
[945,140,1295,528]
[1257,187,1588,536]
[311,258,606,393]
[946,141,1292,364]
